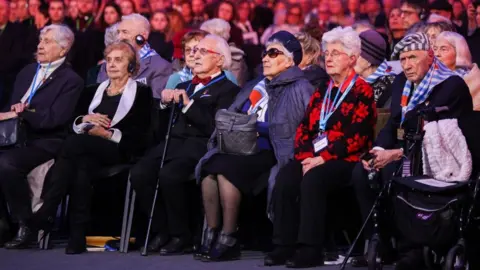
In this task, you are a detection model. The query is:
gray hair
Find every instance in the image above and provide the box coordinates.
[295,31,321,66]
[204,34,232,69]
[321,26,361,56]
[200,18,231,41]
[265,39,295,65]
[352,20,374,33]
[437,31,472,69]
[406,21,427,35]
[121,13,151,35]
[105,23,119,47]
[40,24,75,52]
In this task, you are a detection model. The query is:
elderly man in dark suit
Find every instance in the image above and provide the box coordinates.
[0,24,84,249]
[130,34,240,255]
[97,13,173,99]
[351,32,473,269]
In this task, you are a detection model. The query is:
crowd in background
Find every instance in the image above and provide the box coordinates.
[0,0,480,270]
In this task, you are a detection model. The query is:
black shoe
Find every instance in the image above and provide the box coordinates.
[350,255,368,267]
[285,246,324,268]
[159,237,192,256]
[65,226,87,255]
[193,227,218,260]
[0,219,10,247]
[394,249,424,270]
[141,233,169,253]
[264,246,296,266]
[202,232,241,262]
[4,223,34,249]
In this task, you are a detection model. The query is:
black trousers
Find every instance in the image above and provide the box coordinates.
[272,159,356,247]
[130,138,199,239]
[351,161,399,239]
[45,135,123,228]
[0,146,54,222]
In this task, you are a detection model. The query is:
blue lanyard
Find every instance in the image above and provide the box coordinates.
[140,49,153,60]
[319,74,358,131]
[186,74,226,98]
[27,63,51,104]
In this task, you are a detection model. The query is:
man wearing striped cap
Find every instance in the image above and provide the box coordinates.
[351,32,473,270]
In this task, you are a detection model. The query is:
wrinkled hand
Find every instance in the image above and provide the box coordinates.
[173,89,190,105]
[161,89,176,104]
[371,149,403,170]
[88,126,112,139]
[11,103,28,114]
[82,113,111,128]
[301,156,325,175]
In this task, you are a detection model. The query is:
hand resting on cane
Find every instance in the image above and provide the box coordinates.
[161,89,190,106]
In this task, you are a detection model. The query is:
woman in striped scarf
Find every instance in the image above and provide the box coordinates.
[434,31,480,110]
[354,30,397,108]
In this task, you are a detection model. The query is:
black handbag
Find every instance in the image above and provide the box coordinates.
[0,118,26,148]
[215,109,258,155]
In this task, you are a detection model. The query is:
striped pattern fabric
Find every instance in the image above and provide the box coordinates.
[247,79,268,122]
[391,32,430,60]
[139,43,158,59]
[365,61,396,84]
[178,67,193,83]
[401,58,457,123]
[454,67,470,77]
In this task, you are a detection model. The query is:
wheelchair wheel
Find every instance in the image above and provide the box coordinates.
[444,244,467,270]
[367,239,383,270]
[424,247,441,270]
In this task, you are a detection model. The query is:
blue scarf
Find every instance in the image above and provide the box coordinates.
[178,67,193,83]
[365,61,395,84]
[401,58,456,123]
[454,67,470,78]
[139,43,158,59]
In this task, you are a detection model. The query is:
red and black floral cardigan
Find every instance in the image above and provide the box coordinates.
[294,71,377,162]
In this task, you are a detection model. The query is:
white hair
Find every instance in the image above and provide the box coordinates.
[265,39,295,63]
[105,23,119,47]
[437,31,473,69]
[40,24,75,52]
[204,34,232,69]
[200,19,231,42]
[121,13,151,34]
[427,13,452,24]
[321,26,361,57]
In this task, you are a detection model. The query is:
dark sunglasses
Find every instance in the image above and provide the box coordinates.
[262,48,285,59]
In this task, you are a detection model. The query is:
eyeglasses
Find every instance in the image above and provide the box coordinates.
[193,47,221,56]
[262,48,285,59]
[323,50,348,59]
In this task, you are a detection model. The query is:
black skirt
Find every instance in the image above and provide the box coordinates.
[201,150,276,194]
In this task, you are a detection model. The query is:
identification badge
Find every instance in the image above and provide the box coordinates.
[313,133,328,153]
[397,128,405,140]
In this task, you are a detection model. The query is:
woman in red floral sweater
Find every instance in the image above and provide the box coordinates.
[265,26,377,268]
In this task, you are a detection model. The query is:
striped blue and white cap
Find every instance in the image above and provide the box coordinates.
[391,32,430,60]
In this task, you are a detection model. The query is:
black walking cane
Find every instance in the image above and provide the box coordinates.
[141,95,182,256]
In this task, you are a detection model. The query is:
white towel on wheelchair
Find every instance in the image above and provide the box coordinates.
[422,118,472,182]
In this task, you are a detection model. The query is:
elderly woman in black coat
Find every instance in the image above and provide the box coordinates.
[194,31,315,262]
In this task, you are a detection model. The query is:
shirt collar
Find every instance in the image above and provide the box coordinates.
[210,71,222,79]
[39,57,66,69]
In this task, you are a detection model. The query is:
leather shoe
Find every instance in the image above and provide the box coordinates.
[202,232,240,262]
[0,219,10,247]
[285,246,324,268]
[264,246,295,266]
[159,237,192,256]
[142,233,169,253]
[193,227,218,260]
[4,223,33,249]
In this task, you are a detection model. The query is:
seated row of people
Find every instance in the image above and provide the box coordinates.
[0,21,475,270]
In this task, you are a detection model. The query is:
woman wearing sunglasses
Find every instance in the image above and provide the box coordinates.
[195,31,315,262]
[264,26,377,268]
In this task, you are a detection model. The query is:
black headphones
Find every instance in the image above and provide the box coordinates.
[135,35,146,46]
[419,8,427,20]
[121,41,138,74]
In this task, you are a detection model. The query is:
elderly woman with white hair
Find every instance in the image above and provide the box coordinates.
[434,31,480,110]
[265,27,376,268]
[194,30,314,262]
[0,24,84,249]
[200,18,248,87]
[130,34,241,256]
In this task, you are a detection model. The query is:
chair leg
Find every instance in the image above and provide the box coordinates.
[38,230,50,250]
[124,190,135,253]
[120,175,132,253]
